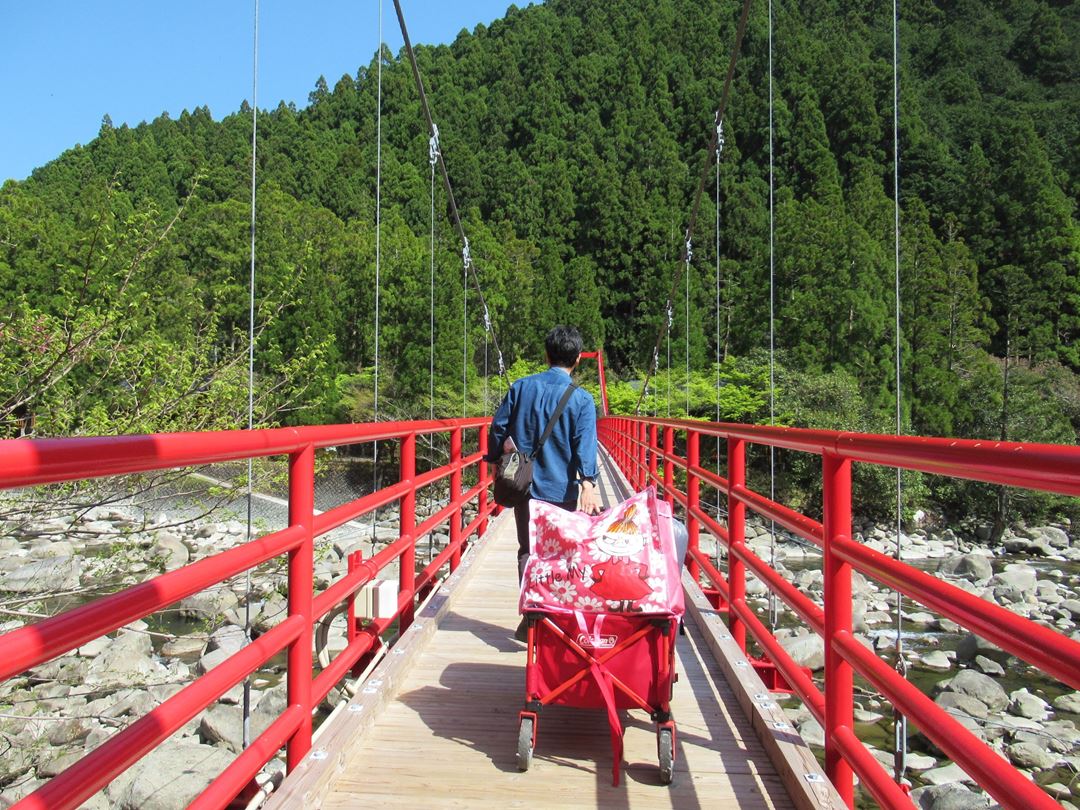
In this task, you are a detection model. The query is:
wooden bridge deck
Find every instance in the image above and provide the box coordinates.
[268,453,839,809]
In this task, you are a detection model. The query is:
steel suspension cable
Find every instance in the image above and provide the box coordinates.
[715,121,724,562]
[635,0,754,414]
[685,241,691,417]
[392,0,510,394]
[891,0,908,786]
[372,0,384,538]
[767,0,778,632]
[242,0,260,752]
[429,130,438,421]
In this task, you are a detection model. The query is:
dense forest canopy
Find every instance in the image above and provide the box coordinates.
[1,0,1077,520]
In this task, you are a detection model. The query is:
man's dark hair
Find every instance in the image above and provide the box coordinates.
[545,325,583,368]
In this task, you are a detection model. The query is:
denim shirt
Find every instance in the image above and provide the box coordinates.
[486,367,598,503]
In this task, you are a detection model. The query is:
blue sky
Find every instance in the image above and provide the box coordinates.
[1,1,522,183]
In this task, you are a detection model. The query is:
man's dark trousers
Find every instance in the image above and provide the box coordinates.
[514,496,576,582]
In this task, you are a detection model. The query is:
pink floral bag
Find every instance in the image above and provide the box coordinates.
[519,486,685,617]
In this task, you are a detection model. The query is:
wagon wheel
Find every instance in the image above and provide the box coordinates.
[517,715,535,771]
[657,726,674,784]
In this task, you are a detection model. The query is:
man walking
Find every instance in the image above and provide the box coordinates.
[487,326,602,602]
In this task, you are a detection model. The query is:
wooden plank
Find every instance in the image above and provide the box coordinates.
[681,572,845,810]
[263,508,515,810]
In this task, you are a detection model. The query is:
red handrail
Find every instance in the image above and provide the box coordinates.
[599,415,1078,810]
[0,418,495,810]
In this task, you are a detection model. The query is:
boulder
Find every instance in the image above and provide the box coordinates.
[973,655,1004,677]
[1053,692,1080,715]
[989,564,1038,595]
[0,556,82,593]
[1008,688,1050,721]
[177,587,239,620]
[918,650,952,672]
[86,631,168,686]
[780,633,825,671]
[911,783,991,810]
[108,740,234,809]
[934,691,989,720]
[1005,741,1056,770]
[956,633,1010,666]
[944,669,1009,713]
[938,553,993,584]
[1020,525,1070,549]
[920,762,976,786]
[160,635,207,660]
[207,624,247,655]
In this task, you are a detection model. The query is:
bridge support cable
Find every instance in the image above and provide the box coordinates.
[715,122,725,570]
[634,0,754,414]
[391,0,510,396]
[767,0,779,633]
[429,129,439,422]
[372,0,385,541]
[890,0,908,787]
[242,0,261,752]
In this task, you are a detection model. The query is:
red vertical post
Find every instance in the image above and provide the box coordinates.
[686,431,700,580]
[648,424,659,491]
[823,453,855,807]
[662,426,674,511]
[449,428,463,570]
[478,427,489,537]
[630,421,639,492]
[399,433,417,632]
[346,550,361,643]
[726,437,746,650]
[286,444,314,771]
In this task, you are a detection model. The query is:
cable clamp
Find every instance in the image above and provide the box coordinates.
[429,123,440,167]
[497,351,506,376]
[666,301,674,329]
[652,346,660,373]
[716,118,725,158]
[685,238,693,264]
[462,238,471,273]
[483,304,492,333]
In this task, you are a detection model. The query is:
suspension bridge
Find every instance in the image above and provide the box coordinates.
[1,1,1079,809]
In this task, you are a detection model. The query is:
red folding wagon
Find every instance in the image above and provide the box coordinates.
[515,487,685,785]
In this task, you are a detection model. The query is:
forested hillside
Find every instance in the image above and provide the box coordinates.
[1,0,1077,516]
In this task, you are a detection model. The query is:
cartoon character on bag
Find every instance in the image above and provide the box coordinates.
[589,504,651,611]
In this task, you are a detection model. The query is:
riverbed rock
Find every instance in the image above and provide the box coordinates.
[1021,525,1070,550]
[1053,692,1080,714]
[85,630,168,686]
[973,655,1004,676]
[0,556,82,593]
[920,762,976,786]
[990,564,1038,595]
[943,669,1009,713]
[935,691,990,720]
[956,633,1010,666]
[911,783,991,810]
[177,587,240,620]
[208,624,247,655]
[939,553,993,584]
[1009,688,1050,720]
[918,650,953,672]
[1005,741,1056,770]
[107,740,234,809]
[780,633,825,671]
[160,635,207,660]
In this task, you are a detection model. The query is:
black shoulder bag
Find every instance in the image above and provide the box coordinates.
[493,383,577,508]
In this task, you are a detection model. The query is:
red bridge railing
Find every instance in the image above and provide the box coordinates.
[0,419,494,810]
[599,415,1080,810]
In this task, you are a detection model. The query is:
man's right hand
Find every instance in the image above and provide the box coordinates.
[578,480,601,516]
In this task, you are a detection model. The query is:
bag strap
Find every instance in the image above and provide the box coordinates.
[529,382,577,461]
